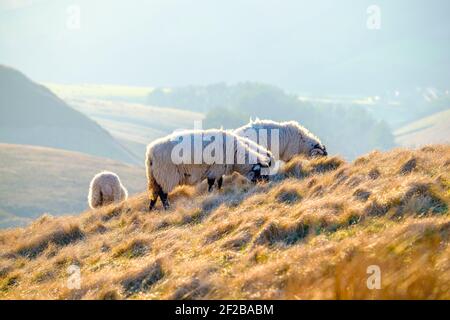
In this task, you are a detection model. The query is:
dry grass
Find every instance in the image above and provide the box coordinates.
[0,145,449,299]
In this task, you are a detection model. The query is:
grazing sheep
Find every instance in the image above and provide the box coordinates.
[234,119,327,162]
[211,134,274,191]
[88,171,128,209]
[146,129,273,210]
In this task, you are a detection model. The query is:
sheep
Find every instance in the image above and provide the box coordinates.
[210,134,274,191]
[88,171,128,209]
[145,129,274,210]
[234,119,327,162]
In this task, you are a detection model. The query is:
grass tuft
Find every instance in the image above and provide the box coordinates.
[15,223,84,259]
[120,260,164,296]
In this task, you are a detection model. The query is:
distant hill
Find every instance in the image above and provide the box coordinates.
[0,65,138,164]
[395,109,450,147]
[0,144,146,228]
[64,98,204,159]
[44,83,152,104]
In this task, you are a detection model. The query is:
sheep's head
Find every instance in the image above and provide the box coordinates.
[298,133,327,158]
[233,140,274,182]
[310,143,328,157]
[249,151,275,182]
[247,162,271,183]
[304,135,327,157]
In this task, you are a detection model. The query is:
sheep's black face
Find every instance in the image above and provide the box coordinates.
[250,163,270,183]
[310,144,328,157]
[248,164,261,183]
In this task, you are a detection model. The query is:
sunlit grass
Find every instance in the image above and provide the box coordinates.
[0,145,449,299]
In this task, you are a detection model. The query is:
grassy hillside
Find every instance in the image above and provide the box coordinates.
[0,145,449,299]
[0,65,138,164]
[0,144,146,229]
[395,109,450,147]
[66,98,204,159]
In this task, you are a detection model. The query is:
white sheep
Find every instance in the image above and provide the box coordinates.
[234,119,327,162]
[145,129,273,210]
[210,133,275,191]
[88,171,128,209]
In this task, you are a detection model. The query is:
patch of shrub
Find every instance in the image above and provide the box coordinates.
[113,238,149,259]
[120,260,164,296]
[365,201,391,217]
[399,158,417,175]
[170,278,212,300]
[205,222,237,244]
[97,288,122,300]
[368,168,381,180]
[310,156,344,174]
[396,183,448,217]
[16,224,84,259]
[222,234,252,251]
[254,221,309,246]
[0,273,20,292]
[276,188,302,204]
[353,189,371,202]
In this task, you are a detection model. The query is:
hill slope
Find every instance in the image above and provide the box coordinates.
[0,146,449,299]
[0,65,138,164]
[44,83,152,104]
[0,144,146,228]
[66,98,204,159]
[395,109,450,147]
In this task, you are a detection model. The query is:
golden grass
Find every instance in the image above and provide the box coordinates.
[0,145,449,299]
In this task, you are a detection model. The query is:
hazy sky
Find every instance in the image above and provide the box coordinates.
[1,0,449,93]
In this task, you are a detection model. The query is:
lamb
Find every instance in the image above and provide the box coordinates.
[145,129,273,210]
[234,119,327,162]
[88,171,128,209]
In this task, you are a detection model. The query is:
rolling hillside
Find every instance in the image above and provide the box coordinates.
[44,83,152,104]
[0,145,448,299]
[64,98,204,159]
[0,144,146,229]
[0,65,138,164]
[395,109,450,148]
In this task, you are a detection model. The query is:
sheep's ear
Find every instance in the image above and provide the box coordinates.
[266,154,273,167]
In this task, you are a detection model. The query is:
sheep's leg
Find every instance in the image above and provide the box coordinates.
[217,176,223,190]
[159,190,170,210]
[149,197,158,211]
[148,178,163,211]
[149,187,159,211]
[207,178,215,192]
